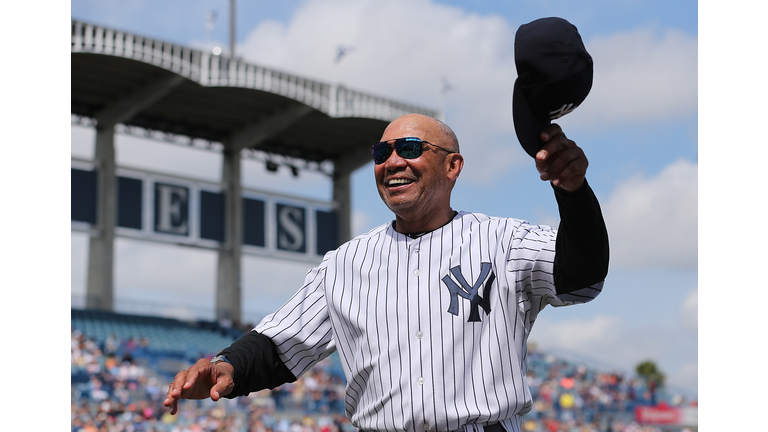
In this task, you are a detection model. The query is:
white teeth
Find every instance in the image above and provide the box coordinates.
[388,179,412,186]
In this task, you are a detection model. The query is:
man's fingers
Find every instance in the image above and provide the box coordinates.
[164,375,183,415]
[163,359,235,415]
[209,367,235,401]
[168,371,188,397]
[163,370,190,414]
[534,125,588,192]
[547,147,581,176]
[539,123,564,144]
[548,150,588,191]
[210,389,220,401]
[168,399,178,415]
[185,358,216,388]
[163,359,212,414]
[536,130,570,163]
[536,146,570,180]
[179,366,200,393]
[210,377,226,401]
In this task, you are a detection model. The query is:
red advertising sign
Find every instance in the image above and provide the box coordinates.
[635,405,681,424]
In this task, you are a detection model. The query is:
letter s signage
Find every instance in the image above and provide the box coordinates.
[276,204,306,253]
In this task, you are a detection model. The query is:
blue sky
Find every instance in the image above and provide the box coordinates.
[69,0,699,397]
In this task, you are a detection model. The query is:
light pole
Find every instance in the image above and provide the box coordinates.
[230,0,236,57]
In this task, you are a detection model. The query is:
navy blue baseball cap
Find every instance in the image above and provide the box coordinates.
[513,17,593,158]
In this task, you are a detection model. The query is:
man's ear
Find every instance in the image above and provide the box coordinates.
[446,153,464,181]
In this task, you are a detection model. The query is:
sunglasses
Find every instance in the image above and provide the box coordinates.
[371,137,456,165]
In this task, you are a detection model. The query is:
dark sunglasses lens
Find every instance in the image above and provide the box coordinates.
[396,141,422,159]
[372,139,424,164]
[372,143,392,164]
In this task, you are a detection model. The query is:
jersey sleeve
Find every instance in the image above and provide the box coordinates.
[504,181,606,311]
[505,220,586,311]
[253,257,337,378]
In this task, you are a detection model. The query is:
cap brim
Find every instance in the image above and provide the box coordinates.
[513,79,551,158]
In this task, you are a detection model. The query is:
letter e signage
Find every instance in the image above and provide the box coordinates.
[154,182,189,236]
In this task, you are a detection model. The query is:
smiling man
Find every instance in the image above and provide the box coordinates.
[164,113,609,432]
[374,114,464,235]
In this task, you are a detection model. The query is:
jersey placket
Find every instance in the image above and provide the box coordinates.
[406,235,431,431]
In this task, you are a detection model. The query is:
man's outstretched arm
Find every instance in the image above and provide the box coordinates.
[163,331,296,414]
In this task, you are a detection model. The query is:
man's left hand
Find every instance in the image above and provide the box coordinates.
[535,124,587,193]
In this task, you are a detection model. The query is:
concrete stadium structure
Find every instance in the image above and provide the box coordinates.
[71,19,440,323]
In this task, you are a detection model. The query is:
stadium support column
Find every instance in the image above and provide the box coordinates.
[86,126,116,310]
[333,146,373,243]
[332,171,352,244]
[216,146,243,323]
[216,103,312,322]
[84,72,185,311]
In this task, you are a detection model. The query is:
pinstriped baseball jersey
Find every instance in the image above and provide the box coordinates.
[254,211,603,432]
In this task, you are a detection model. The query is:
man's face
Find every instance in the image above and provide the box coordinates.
[374,115,458,221]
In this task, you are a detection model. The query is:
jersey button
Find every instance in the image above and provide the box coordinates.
[414,269,421,276]
[416,331,423,339]
[422,424,429,430]
[418,377,424,385]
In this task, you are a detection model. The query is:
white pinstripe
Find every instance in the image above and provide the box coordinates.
[255,212,602,432]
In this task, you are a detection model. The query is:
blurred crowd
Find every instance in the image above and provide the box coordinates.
[71,328,696,432]
[71,328,353,432]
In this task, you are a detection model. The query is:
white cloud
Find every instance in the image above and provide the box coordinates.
[579,26,698,126]
[351,210,371,238]
[670,361,698,396]
[240,0,513,109]
[681,288,698,333]
[238,1,697,184]
[601,159,697,271]
[239,0,521,184]
[531,314,670,372]
[533,314,623,351]
[531,313,697,395]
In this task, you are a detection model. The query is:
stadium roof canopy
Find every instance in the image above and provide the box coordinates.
[71,19,440,169]
[71,19,441,320]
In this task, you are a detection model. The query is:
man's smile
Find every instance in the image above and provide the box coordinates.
[386,178,415,187]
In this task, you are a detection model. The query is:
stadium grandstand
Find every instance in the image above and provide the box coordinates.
[71,308,697,432]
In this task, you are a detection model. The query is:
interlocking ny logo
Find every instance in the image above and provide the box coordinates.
[442,263,496,322]
[549,103,577,120]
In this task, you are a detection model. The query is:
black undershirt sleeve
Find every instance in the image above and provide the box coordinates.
[552,179,610,295]
[217,330,297,398]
